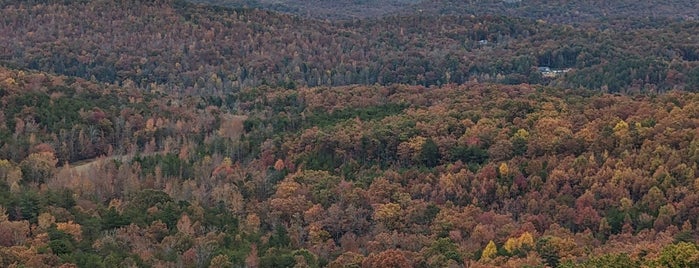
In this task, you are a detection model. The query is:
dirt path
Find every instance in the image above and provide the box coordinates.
[66,153,159,175]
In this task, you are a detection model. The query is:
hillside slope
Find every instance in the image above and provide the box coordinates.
[1,0,698,93]
[188,0,699,22]
[3,65,699,266]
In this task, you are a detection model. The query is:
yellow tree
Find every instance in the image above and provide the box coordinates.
[210,254,233,267]
[481,240,498,260]
[373,203,402,230]
[504,238,519,254]
[498,162,509,178]
[504,232,534,253]
[19,152,57,184]
[657,242,699,267]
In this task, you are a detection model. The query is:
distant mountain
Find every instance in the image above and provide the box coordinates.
[413,0,699,24]
[187,0,422,20]
[188,0,699,23]
[1,0,698,93]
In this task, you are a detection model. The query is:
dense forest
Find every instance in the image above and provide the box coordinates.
[1,0,699,94]
[410,0,699,24]
[188,0,699,22]
[188,0,421,20]
[3,67,699,267]
[2,0,699,267]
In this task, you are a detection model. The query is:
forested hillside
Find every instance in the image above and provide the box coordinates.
[2,0,699,267]
[1,0,699,94]
[412,0,699,24]
[188,0,421,20]
[188,0,699,23]
[3,65,699,266]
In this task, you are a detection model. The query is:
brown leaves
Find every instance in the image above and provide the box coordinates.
[245,244,259,268]
[362,249,412,268]
[0,160,22,188]
[274,159,286,171]
[270,178,312,223]
[56,221,82,242]
[176,214,195,236]
[218,114,247,141]
[0,220,30,247]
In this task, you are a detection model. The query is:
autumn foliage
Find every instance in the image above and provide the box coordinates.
[0,0,699,267]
